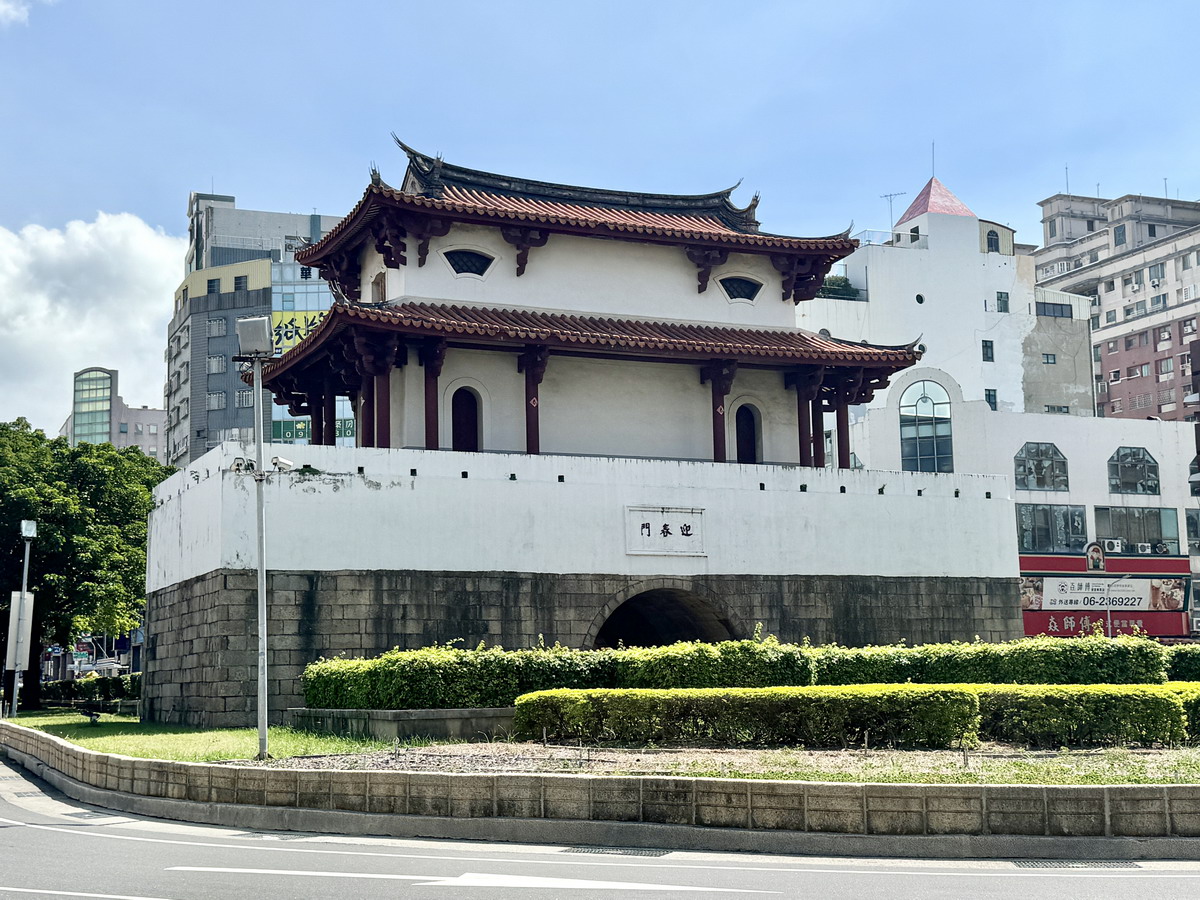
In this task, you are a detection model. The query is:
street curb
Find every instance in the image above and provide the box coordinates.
[5,722,1200,860]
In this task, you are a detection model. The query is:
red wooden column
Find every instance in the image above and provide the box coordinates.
[310,389,325,445]
[359,375,375,448]
[322,377,337,446]
[785,366,824,467]
[836,401,851,470]
[810,394,825,468]
[420,338,447,450]
[701,360,738,463]
[518,345,549,454]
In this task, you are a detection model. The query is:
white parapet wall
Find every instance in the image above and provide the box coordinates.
[147,443,1018,592]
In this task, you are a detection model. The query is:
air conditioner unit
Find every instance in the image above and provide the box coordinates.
[1151,279,1161,288]
[1103,539,1124,553]
[1131,284,1141,292]
[1136,542,1153,554]
[1193,616,1200,634]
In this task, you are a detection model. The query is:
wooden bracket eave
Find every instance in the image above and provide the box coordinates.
[517,344,550,384]
[501,226,550,276]
[685,246,730,293]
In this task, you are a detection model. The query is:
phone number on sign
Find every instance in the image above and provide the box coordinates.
[1069,596,1146,607]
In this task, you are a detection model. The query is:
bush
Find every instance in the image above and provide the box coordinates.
[1169,646,1200,681]
[974,684,1186,747]
[1164,682,1200,740]
[811,634,1167,686]
[513,685,979,749]
[40,674,140,703]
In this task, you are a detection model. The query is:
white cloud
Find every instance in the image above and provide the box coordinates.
[0,0,29,26]
[0,213,186,434]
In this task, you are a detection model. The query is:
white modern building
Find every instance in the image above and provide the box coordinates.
[59,367,166,458]
[144,144,1022,726]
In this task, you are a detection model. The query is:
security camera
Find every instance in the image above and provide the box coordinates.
[271,456,295,473]
[231,457,246,473]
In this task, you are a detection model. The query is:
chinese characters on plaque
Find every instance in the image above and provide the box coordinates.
[626,506,705,556]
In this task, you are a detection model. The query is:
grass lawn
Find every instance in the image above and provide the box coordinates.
[10,709,390,762]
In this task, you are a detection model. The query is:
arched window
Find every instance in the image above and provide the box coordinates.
[1108,447,1159,494]
[986,229,1000,253]
[735,404,761,464]
[444,250,494,276]
[899,380,953,472]
[451,387,480,452]
[719,277,762,301]
[1014,442,1068,491]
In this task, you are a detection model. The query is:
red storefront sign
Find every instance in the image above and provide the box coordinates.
[1023,610,1189,637]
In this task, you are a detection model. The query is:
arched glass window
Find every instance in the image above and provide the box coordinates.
[1014,442,1068,491]
[1108,446,1159,494]
[719,277,762,301]
[899,380,953,472]
[735,404,761,464]
[444,250,494,276]
[986,229,1000,253]
[451,387,480,452]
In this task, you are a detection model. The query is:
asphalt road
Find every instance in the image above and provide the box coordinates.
[3,758,1200,899]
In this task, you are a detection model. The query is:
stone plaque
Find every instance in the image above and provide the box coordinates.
[626,506,705,557]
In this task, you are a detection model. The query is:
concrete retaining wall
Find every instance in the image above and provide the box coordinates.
[3,719,1198,845]
[287,708,515,741]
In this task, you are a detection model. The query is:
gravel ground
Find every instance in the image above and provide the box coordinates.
[226,741,1200,784]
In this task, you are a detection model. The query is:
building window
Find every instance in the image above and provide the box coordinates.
[1158,357,1174,375]
[206,391,226,411]
[720,277,763,301]
[1108,447,1160,494]
[1114,224,1127,246]
[233,275,248,291]
[1149,263,1166,281]
[1184,254,1193,271]
[206,355,227,375]
[1148,224,1158,239]
[280,293,295,311]
[1044,405,1070,414]
[899,380,953,472]
[1158,326,1173,343]
[1111,398,1123,413]
[981,340,994,361]
[1087,219,1096,232]
[1048,219,1057,238]
[206,278,221,294]
[149,424,157,434]
[1192,457,1200,498]
[1090,314,1100,329]
[135,422,143,434]
[371,271,386,303]
[1183,319,1197,336]
[207,318,226,337]
[1126,363,1150,378]
[1125,332,1148,350]
[986,229,1000,252]
[1016,504,1086,554]
[1014,442,1068,490]
[1095,506,1178,554]
[915,293,925,304]
[1093,345,1101,363]
[1089,250,1099,264]
[985,389,997,410]
[1188,508,1200,554]
[1107,340,1118,352]
[1036,301,1073,318]
[451,387,481,451]
[1106,310,1117,323]
[444,250,494,276]
[1105,280,1115,292]
[1042,353,1057,365]
[235,390,255,408]
[909,226,920,244]
[118,422,128,434]
[996,291,1009,312]
[1151,293,1168,309]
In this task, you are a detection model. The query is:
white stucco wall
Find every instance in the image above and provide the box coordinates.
[146,443,1018,593]
[358,223,798,329]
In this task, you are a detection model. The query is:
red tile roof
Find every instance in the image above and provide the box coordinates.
[895,177,976,227]
[262,301,918,385]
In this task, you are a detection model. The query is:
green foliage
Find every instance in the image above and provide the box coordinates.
[305,634,1172,712]
[1169,645,1200,681]
[40,673,140,703]
[811,634,1167,686]
[974,684,1187,748]
[513,685,979,749]
[0,419,173,693]
[1163,682,1200,740]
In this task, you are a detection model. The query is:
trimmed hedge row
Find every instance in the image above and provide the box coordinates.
[515,683,1200,749]
[513,685,979,749]
[40,674,141,703]
[302,634,1172,711]
[1170,646,1200,681]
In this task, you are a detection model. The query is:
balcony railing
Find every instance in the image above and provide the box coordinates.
[852,229,929,250]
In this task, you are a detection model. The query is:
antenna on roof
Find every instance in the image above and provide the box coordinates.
[1065,165,1070,195]
[1164,177,1169,198]
[881,192,906,229]
[931,142,935,177]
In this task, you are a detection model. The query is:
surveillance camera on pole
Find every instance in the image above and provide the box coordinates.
[271,456,294,473]
[7,520,37,716]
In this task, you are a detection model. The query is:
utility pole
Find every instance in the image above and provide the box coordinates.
[6,520,36,716]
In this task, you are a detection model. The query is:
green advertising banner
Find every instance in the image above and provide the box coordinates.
[272,419,355,441]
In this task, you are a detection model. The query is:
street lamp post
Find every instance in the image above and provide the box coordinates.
[235,317,274,760]
[7,520,36,717]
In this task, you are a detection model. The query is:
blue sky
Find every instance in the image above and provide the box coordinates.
[2,0,1198,430]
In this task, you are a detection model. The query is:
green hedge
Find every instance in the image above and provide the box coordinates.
[304,635,1172,711]
[973,684,1187,748]
[811,634,1168,686]
[40,674,141,703]
[514,685,979,749]
[1169,646,1200,681]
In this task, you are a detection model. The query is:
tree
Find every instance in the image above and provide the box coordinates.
[0,419,172,708]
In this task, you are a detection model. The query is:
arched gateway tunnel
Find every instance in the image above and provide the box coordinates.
[591,587,738,648]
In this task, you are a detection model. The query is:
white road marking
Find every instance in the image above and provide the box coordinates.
[1,814,1198,881]
[167,867,776,892]
[0,889,178,900]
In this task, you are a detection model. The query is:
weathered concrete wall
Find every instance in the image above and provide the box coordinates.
[142,568,1020,728]
[288,708,515,742]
